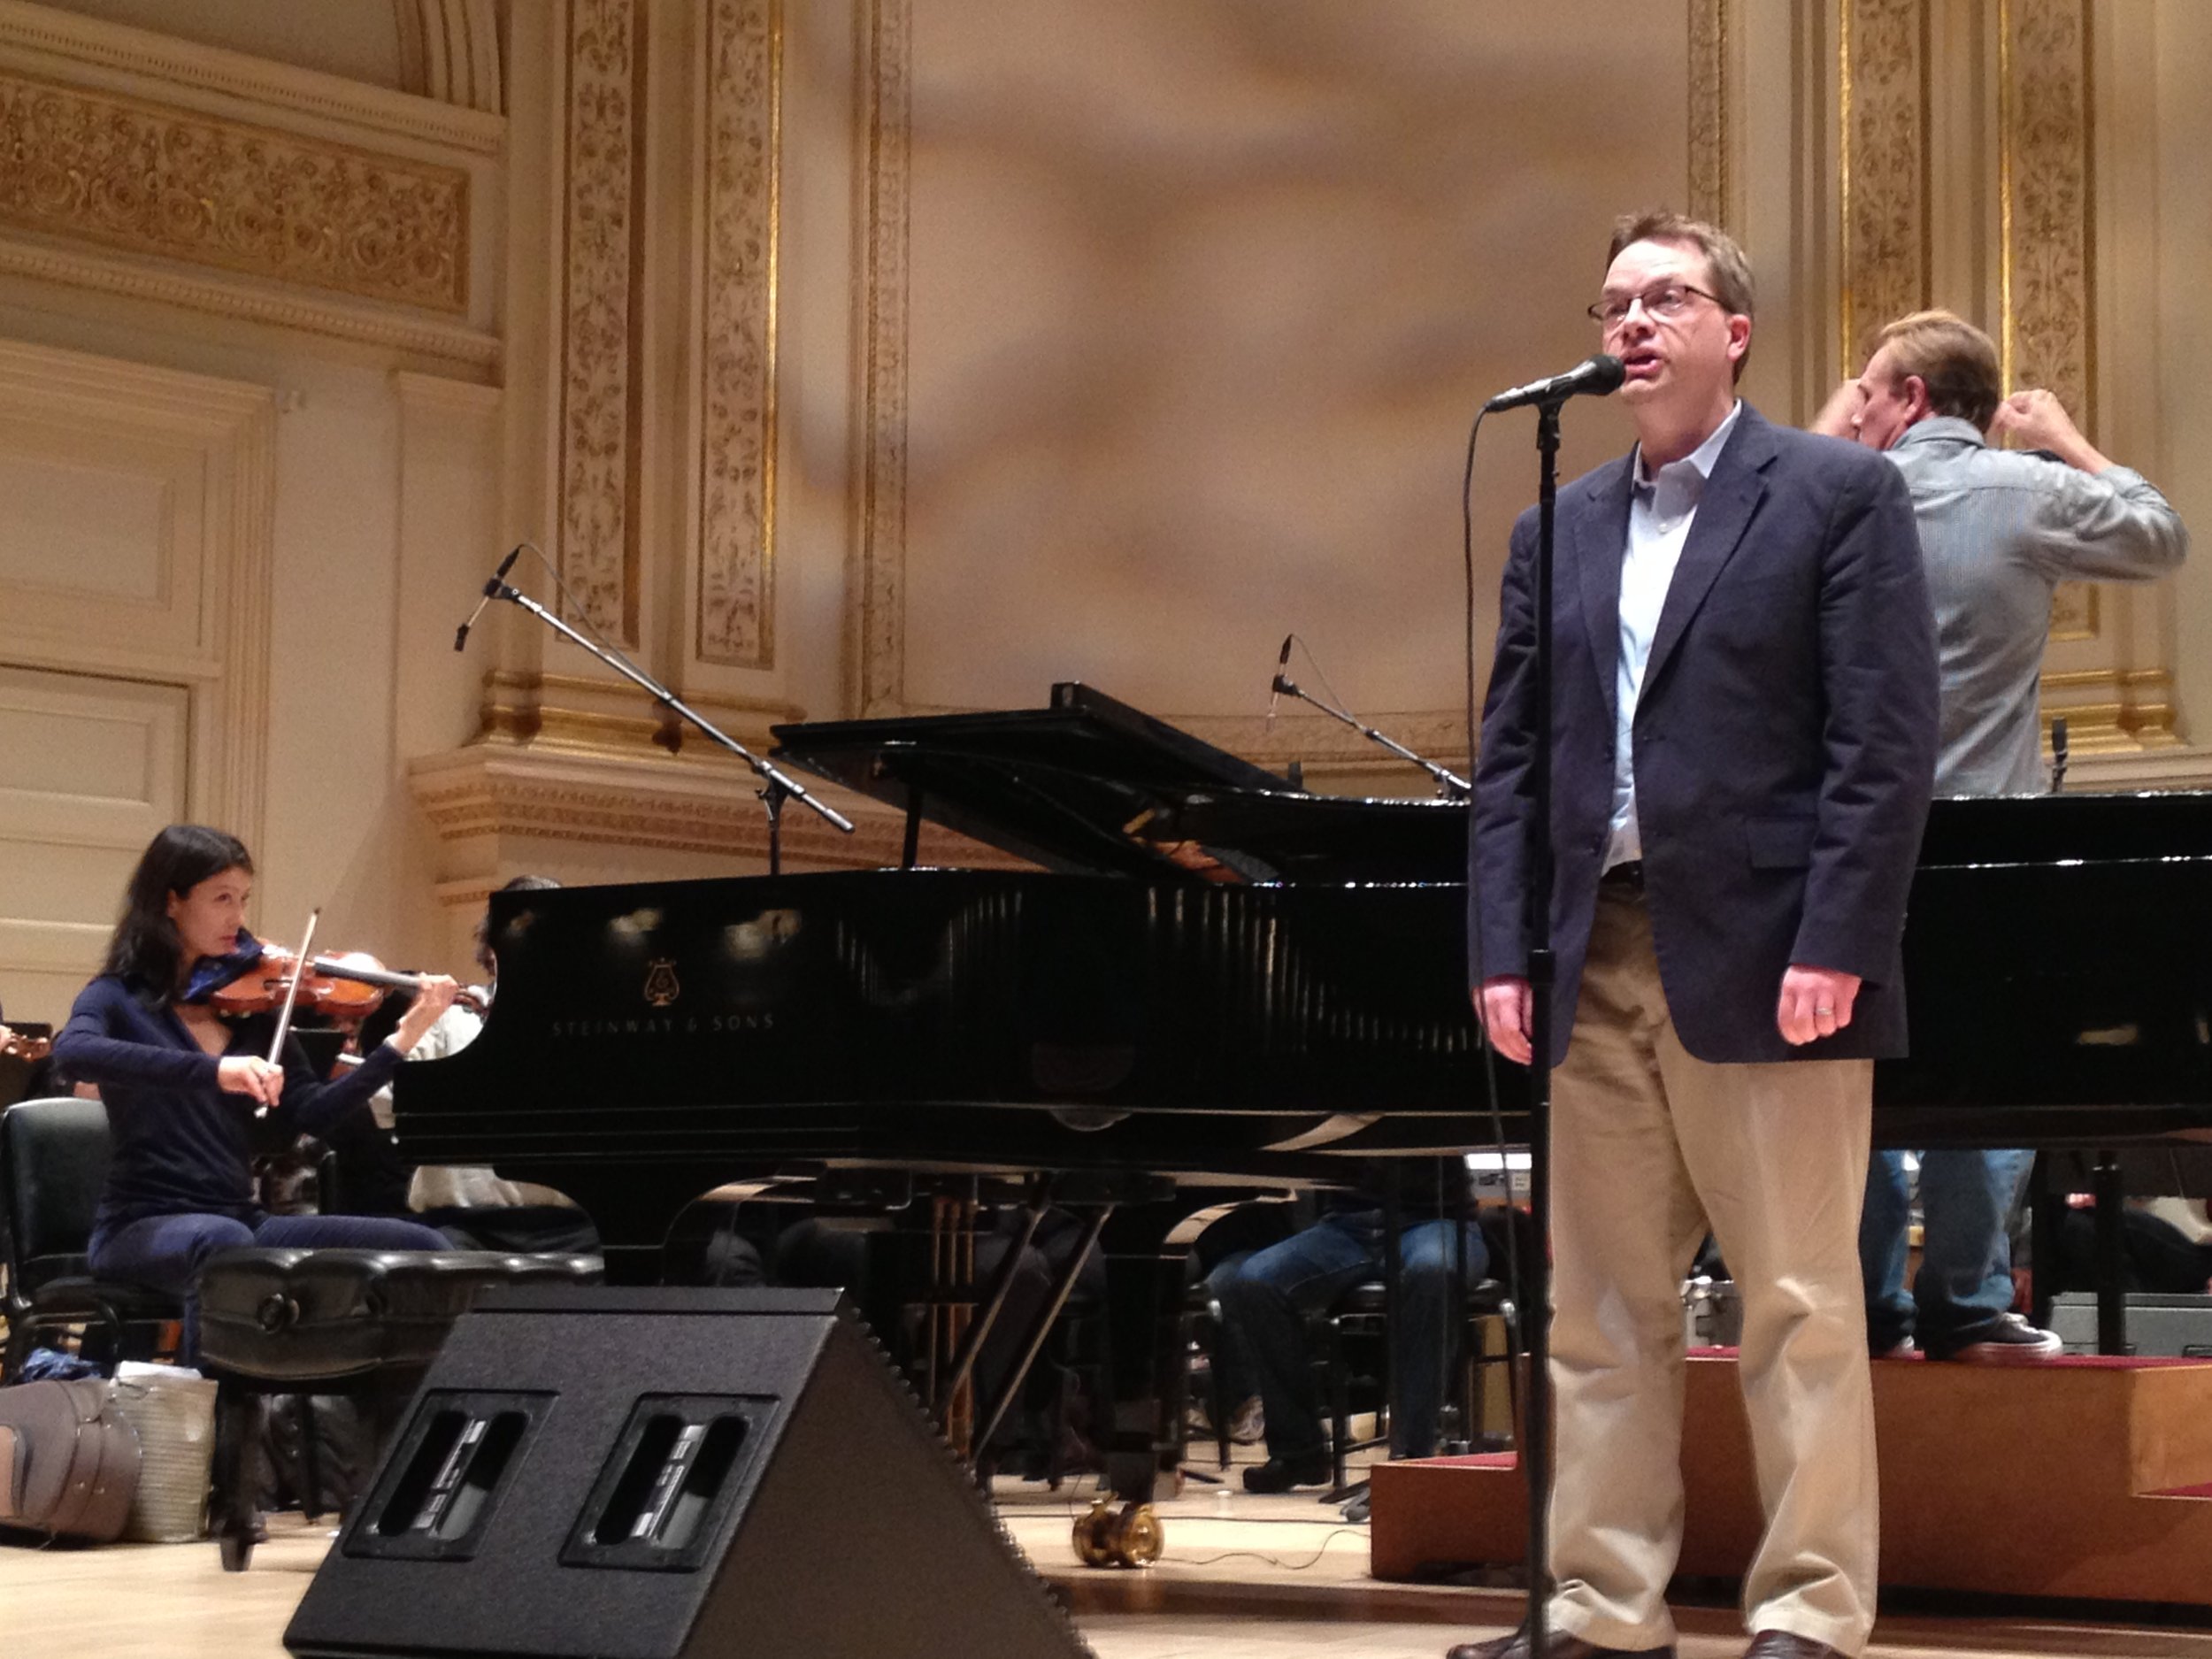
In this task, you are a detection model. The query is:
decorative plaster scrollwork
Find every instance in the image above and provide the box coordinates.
[2001,0,2094,639]
[857,0,910,717]
[2001,0,2092,420]
[0,67,467,311]
[557,0,641,646]
[1839,0,1927,372]
[1687,0,1730,227]
[695,0,780,670]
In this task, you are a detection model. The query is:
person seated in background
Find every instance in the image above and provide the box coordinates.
[51,824,457,1361]
[354,875,599,1256]
[1209,1179,1487,1492]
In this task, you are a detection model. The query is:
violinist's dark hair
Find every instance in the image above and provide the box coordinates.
[104,824,254,1001]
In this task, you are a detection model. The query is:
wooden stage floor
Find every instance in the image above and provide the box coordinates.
[4,1433,2212,1659]
[5,1454,2212,1658]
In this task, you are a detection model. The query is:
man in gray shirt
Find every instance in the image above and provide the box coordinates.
[1817,308,2188,1359]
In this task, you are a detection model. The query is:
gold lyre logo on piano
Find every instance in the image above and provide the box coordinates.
[643,958,681,1008]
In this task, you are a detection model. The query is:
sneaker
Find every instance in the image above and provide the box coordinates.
[1240,1452,1331,1494]
[1225,1394,1265,1445]
[1930,1313,2063,1363]
[1872,1335,1916,1359]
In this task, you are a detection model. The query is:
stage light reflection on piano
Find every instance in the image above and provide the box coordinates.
[725,910,802,960]
[607,908,664,943]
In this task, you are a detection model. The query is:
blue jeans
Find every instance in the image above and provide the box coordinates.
[89,1210,451,1363]
[1210,1210,1486,1461]
[1859,1148,2031,1349]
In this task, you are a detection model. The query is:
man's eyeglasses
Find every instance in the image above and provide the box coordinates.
[1587,282,1723,332]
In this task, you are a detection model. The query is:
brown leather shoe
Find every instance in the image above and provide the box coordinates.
[1445,1627,1675,1659]
[1742,1635,1847,1659]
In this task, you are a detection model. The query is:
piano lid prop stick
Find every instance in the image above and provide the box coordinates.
[256,906,320,1118]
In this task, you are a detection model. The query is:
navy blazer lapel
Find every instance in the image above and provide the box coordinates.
[1571,457,1636,714]
[1641,408,1776,695]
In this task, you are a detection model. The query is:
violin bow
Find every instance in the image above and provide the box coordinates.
[255,906,320,1118]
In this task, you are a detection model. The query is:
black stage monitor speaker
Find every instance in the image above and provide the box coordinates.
[284,1287,1090,1659]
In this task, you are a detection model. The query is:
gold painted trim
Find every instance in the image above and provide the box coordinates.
[0,66,469,313]
[2039,667,2176,749]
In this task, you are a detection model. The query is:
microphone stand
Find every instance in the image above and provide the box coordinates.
[1518,396,1563,1657]
[479,580,854,871]
[1269,676,1471,800]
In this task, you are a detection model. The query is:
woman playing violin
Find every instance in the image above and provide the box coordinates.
[52,823,458,1360]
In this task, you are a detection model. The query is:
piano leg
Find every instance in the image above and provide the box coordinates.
[2093,1151,2127,1356]
[1096,1209,1194,1509]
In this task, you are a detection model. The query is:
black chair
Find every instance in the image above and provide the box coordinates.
[0,1096,182,1379]
[1310,1273,1520,1494]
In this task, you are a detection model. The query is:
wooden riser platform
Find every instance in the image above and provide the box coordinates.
[1371,1352,2212,1607]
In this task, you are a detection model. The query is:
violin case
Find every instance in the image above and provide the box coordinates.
[0,1378,142,1544]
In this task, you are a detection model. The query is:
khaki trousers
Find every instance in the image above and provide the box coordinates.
[1545,883,1878,1655]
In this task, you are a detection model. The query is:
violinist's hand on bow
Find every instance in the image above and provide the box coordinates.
[217,1055,286,1107]
[388,975,461,1055]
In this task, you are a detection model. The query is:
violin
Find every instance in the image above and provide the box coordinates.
[206,949,486,1018]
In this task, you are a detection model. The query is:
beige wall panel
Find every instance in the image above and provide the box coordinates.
[887,0,1686,729]
[0,664,188,1023]
[0,421,206,657]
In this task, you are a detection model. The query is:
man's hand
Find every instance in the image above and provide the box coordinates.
[1476,975,1534,1064]
[1810,379,1865,440]
[217,1055,285,1106]
[1990,388,2112,473]
[389,976,462,1055]
[1777,964,1862,1047]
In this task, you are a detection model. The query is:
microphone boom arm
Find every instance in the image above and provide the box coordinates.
[481,578,856,861]
[1271,673,1470,800]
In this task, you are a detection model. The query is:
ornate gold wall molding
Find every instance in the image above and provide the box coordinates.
[2039,667,2176,751]
[1687,0,1731,227]
[475,669,800,757]
[856,0,910,717]
[695,0,780,671]
[0,235,498,366]
[1838,0,1928,373]
[409,744,1017,872]
[557,0,643,647]
[0,67,468,313]
[2001,0,2096,641]
[0,0,504,156]
[2000,0,2093,422]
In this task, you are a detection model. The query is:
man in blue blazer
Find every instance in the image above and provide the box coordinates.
[1460,213,1939,1659]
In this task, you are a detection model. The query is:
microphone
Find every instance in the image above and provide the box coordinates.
[453,543,525,652]
[1483,352,1626,413]
[1264,634,1294,729]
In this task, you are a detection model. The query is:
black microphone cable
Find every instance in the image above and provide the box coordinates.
[1458,403,1528,1378]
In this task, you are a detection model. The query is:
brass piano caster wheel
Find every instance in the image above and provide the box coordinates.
[1071,1498,1163,1569]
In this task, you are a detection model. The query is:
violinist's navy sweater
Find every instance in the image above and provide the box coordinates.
[54,974,403,1230]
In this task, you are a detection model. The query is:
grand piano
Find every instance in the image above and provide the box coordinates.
[395,683,2212,1524]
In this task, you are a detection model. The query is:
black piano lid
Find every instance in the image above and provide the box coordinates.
[770,682,1304,878]
[1914,787,2212,867]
